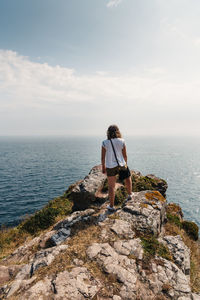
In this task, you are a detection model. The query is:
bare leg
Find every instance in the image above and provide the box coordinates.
[107,176,116,207]
[125,176,132,195]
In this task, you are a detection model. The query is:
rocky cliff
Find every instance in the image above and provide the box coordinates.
[0,165,200,300]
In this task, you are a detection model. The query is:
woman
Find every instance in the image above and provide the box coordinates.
[101,125,133,211]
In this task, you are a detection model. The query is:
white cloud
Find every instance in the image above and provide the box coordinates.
[0,49,200,135]
[1,49,200,109]
[161,18,200,47]
[106,0,122,8]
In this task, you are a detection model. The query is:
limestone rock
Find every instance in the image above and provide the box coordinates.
[15,263,32,280]
[21,277,52,300]
[3,236,41,264]
[13,244,68,281]
[49,228,71,247]
[2,244,68,298]
[30,244,68,276]
[23,267,101,299]
[119,190,167,235]
[192,293,200,300]
[113,296,122,300]
[159,235,190,275]
[1,167,199,300]
[87,242,138,299]
[0,265,21,285]
[70,165,106,210]
[113,238,143,259]
[6,277,36,298]
[47,209,95,246]
[138,257,191,298]
[53,208,95,230]
[110,219,135,239]
[38,230,56,248]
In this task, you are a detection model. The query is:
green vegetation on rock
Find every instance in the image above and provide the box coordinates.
[182,221,199,241]
[114,186,128,205]
[0,193,72,258]
[19,196,72,235]
[141,235,172,261]
[131,174,167,196]
[166,213,182,228]
[166,204,199,241]
[101,178,108,192]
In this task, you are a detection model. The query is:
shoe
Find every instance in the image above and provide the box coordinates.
[107,205,116,211]
[124,193,133,203]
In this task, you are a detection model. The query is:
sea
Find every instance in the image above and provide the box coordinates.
[0,136,200,229]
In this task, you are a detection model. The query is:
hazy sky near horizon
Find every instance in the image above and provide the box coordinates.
[1,0,200,136]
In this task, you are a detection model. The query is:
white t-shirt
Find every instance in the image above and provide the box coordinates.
[102,138,126,168]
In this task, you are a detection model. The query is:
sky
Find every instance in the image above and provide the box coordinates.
[0,0,200,136]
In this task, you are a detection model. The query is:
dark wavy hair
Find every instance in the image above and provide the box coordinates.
[107,125,122,139]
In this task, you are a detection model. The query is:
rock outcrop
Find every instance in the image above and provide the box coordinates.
[0,165,199,300]
[69,164,168,211]
[70,165,107,210]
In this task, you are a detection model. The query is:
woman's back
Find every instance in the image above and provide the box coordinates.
[102,137,126,168]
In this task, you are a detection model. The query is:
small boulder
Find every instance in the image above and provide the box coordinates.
[0,265,21,285]
[70,165,107,210]
[119,190,167,235]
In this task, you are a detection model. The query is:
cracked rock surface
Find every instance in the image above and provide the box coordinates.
[0,166,199,300]
[23,267,101,300]
[159,235,191,275]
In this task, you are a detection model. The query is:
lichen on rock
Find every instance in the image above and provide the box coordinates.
[0,165,199,300]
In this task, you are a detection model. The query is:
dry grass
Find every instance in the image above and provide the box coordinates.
[108,213,120,220]
[182,234,200,293]
[0,227,29,261]
[34,223,103,280]
[166,203,183,218]
[14,220,122,299]
[0,195,73,261]
[139,203,149,209]
[145,191,166,203]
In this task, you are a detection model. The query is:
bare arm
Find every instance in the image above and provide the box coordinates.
[122,145,128,165]
[101,146,106,173]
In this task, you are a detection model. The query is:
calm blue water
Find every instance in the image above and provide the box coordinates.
[0,136,200,229]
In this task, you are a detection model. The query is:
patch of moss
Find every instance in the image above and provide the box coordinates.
[132,175,163,192]
[141,235,158,256]
[182,221,199,241]
[132,175,153,192]
[19,207,58,235]
[19,196,72,235]
[141,235,172,260]
[157,243,173,261]
[47,196,72,216]
[166,213,182,228]
[114,186,128,205]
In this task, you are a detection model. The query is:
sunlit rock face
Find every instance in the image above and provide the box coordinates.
[0,166,199,300]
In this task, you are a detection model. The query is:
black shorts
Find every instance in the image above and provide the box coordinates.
[106,165,127,177]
